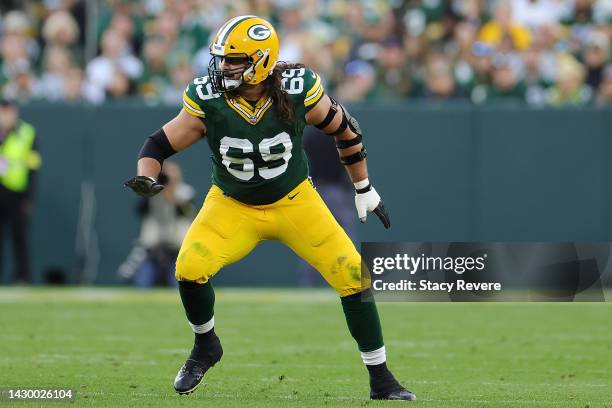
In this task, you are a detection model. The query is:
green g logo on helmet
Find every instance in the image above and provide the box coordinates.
[248,24,271,41]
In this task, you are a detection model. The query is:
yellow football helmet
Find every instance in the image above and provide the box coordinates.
[208,15,279,92]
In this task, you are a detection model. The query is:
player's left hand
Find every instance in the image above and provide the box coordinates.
[355,184,390,229]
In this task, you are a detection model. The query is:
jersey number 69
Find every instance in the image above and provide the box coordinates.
[219,132,293,181]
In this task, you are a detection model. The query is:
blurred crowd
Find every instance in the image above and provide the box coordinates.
[1,0,612,106]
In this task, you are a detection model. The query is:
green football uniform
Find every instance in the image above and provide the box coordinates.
[182,67,325,205]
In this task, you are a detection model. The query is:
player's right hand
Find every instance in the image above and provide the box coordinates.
[124,176,164,197]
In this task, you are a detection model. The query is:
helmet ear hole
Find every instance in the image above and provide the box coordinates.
[230,45,236,50]
[263,56,270,68]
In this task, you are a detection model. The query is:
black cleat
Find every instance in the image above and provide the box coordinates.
[370,385,417,401]
[367,362,416,401]
[174,359,210,395]
[174,332,223,395]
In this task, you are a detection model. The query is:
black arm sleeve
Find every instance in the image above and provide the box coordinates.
[138,128,177,165]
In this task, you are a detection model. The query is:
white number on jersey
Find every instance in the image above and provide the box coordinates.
[219,132,293,181]
[281,68,306,95]
[194,77,220,101]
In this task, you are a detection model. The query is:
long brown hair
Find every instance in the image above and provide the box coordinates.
[264,61,305,124]
[226,61,304,124]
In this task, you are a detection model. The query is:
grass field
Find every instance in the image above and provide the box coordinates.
[0,288,611,407]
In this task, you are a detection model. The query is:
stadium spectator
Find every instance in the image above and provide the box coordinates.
[251,0,275,21]
[595,64,612,105]
[523,47,552,106]
[151,11,180,50]
[298,24,338,84]
[106,69,132,100]
[38,46,76,101]
[335,60,376,102]
[107,11,140,53]
[560,0,596,26]
[83,28,143,103]
[0,0,610,107]
[2,60,37,103]
[423,53,456,101]
[481,55,526,104]
[529,24,559,82]
[561,0,612,26]
[511,0,564,30]
[42,10,80,48]
[0,33,30,89]
[343,0,394,69]
[451,21,479,68]
[63,66,85,102]
[470,44,495,89]
[138,35,170,102]
[160,53,194,105]
[423,53,466,100]
[582,31,610,91]
[172,0,209,55]
[41,10,81,62]
[547,54,592,106]
[276,0,311,63]
[96,0,146,53]
[0,98,41,284]
[371,37,415,101]
[2,10,38,63]
[454,0,485,27]
[478,1,532,52]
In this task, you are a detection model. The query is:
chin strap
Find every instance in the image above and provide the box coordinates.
[223,77,243,91]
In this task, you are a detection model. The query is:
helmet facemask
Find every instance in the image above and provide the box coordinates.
[208,54,253,93]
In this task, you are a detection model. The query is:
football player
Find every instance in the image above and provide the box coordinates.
[125,15,415,401]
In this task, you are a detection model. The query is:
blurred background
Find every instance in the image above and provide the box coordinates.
[0,0,612,105]
[0,0,612,288]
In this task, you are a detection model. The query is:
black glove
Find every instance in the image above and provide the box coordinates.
[124,176,164,197]
[354,185,391,229]
[372,200,391,229]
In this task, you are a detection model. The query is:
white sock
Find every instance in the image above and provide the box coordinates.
[361,345,386,365]
[188,316,214,334]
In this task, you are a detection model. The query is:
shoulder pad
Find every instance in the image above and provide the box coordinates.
[182,76,222,118]
[280,67,325,112]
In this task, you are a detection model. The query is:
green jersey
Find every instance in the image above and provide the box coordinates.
[182,67,325,205]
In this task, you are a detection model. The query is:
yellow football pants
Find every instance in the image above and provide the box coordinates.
[175,178,365,297]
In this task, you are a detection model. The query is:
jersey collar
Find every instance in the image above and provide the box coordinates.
[224,95,273,125]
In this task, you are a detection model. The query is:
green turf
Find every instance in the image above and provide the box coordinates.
[0,288,611,407]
